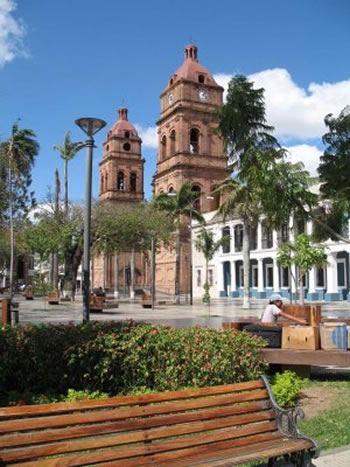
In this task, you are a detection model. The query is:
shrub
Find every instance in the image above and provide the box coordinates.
[271,370,303,408]
[0,321,267,399]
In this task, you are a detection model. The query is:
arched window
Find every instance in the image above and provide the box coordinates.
[170,130,176,155]
[101,175,104,193]
[198,75,205,83]
[190,128,199,153]
[192,185,201,211]
[130,172,137,192]
[222,226,231,253]
[105,173,108,191]
[117,171,124,191]
[125,131,130,138]
[168,186,175,194]
[161,135,167,160]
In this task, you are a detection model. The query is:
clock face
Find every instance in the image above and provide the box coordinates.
[198,89,209,101]
[167,93,174,105]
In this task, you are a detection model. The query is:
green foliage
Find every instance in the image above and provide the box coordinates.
[32,271,53,297]
[319,106,350,204]
[0,321,267,399]
[278,234,327,272]
[271,371,303,408]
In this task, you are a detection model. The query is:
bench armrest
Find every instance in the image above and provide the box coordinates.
[261,374,320,459]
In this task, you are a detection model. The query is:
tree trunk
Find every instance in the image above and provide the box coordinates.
[114,253,119,298]
[205,258,210,305]
[299,269,305,305]
[8,165,14,296]
[64,159,68,216]
[175,227,181,304]
[242,222,251,309]
[102,253,106,290]
[63,245,83,299]
[53,168,60,291]
[130,248,135,299]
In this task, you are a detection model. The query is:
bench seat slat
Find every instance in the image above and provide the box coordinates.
[10,422,278,467]
[1,401,271,449]
[0,380,265,419]
[0,389,269,434]
[1,411,275,462]
[118,437,313,467]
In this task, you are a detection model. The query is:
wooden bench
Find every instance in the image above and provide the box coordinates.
[48,291,60,305]
[89,295,104,312]
[0,376,318,466]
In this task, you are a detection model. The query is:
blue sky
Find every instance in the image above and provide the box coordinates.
[1,0,350,203]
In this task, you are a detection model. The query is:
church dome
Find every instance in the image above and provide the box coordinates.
[168,45,218,87]
[108,108,140,139]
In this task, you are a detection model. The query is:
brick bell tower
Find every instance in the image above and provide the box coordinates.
[153,45,228,296]
[93,108,146,295]
[100,107,144,204]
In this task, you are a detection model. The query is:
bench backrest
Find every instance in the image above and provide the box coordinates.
[0,379,278,466]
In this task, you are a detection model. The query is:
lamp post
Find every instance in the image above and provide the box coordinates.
[75,117,106,323]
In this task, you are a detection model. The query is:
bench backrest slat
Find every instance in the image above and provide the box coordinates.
[2,411,274,463]
[0,380,265,419]
[1,400,271,449]
[0,389,268,434]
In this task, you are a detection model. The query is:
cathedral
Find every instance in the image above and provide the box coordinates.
[93,44,228,296]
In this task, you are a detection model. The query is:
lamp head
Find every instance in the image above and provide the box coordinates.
[75,118,106,137]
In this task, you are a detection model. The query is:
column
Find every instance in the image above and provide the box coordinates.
[273,258,280,292]
[307,267,317,301]
[325,253,340,301]
[256,258,265,298]
[217,261,225,298]
[231,260,238,297]
[272,230,278,249]
[257,221,262,250]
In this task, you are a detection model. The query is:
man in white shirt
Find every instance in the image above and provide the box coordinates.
[260,294,306,324]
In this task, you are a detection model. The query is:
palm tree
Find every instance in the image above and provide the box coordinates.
[215,177,260,309]
[2,121,39,295]
[194,227,229,304]
[153,182,204,304]
[53,131,85,214]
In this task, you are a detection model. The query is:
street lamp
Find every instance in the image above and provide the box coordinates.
[75,117,106,323]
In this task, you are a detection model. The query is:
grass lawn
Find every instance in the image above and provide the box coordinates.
[299,379,350,451]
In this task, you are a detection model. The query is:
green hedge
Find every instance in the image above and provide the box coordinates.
[0,321,267,397]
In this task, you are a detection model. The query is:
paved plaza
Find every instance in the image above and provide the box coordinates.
[14,294,350,328]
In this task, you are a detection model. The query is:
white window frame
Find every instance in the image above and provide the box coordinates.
[196,269,202,287]
[239,265,244,287]
[337,258,347,289]
[265,264,273,288]
[316,267,326,288]
[280,266,290,288]
[252,265,258,288]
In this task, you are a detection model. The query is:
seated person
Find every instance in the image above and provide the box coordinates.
[260,294,306,324]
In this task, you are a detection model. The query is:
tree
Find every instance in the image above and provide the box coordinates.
[319,106,350,204]
[153,183,204,304]
[194,227,229,304]
[215,75,283,308]
[0,121,39,295]
[277,234,327,304]
[53,131,85,215]
[92,202,175,297]
[313,106,350,244]
[215,74,280,172]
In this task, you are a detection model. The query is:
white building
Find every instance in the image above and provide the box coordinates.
[192,212,350,303]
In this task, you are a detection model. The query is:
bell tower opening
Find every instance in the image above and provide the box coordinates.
[190,128,199,154]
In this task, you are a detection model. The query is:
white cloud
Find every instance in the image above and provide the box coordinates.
[0,0,27,67]
[284,144,322,175]
[135,124,158,148]
[214,69,350,141]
